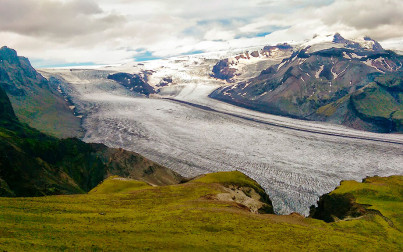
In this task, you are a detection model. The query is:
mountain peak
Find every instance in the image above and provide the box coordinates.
[0,46,19,64]
[332,33,347,43]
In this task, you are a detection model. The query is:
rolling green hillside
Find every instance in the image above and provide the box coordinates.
[0,172,401,251]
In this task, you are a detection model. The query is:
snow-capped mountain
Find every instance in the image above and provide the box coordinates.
[210,43,294,82]
[42,33,403,134]
[210,33,403,133]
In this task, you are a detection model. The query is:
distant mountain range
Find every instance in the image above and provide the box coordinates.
[210,34,403,133]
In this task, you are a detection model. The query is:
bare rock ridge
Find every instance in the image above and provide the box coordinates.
[107,72,156,96]
[211,43,293,82]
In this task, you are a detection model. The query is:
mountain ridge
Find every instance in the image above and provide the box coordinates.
[210,34,403,132]
[0,46,82,138]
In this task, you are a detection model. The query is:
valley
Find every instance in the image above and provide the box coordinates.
[41,62,403,215]
[1,0,403,250]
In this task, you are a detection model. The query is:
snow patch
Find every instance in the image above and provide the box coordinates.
[343,52,351,59]
[315,65,324,78]
[363,59,385,73]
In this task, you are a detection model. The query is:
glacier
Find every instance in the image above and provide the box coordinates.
[40,54,403,215]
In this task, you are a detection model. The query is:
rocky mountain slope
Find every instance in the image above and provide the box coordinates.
[0,85,183,197]
[0,46,82,138]
[211,43,293,82]
[210,34,403,132]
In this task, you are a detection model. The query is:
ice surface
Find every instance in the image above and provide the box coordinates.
[40,59,403,216]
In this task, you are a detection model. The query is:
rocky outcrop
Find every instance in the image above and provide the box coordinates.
[211,43,293,82]
[0,85,16,121]
[309,193,368,222]
[107,72,155,96]
[215,184,274,214]
[211,59,237,82]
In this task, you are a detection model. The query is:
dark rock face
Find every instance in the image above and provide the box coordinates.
[332,33,349,44]
[263,43,292,52]
[0,86,16,121]
[0,46,19,63]
[0,46,47,95]
[251,51,259,57]
[158,77,173,87]
[210,36,403,133]
[211,59,237,82]
[364,36,384,52]
[309,193,367,223]
[107,72,155,96]
[332,33,363,51]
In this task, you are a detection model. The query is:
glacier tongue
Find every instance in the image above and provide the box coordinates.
[40,55,403,216]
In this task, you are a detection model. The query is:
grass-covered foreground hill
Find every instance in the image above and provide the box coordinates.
[0,172,401,251]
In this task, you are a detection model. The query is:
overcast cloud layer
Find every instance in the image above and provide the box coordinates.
[0,0,402,67]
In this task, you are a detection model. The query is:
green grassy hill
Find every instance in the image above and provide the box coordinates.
[0,172,401,251]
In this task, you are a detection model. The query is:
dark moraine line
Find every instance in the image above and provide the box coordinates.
[162,98,403,146]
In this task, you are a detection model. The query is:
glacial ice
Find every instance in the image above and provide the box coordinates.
[40,58,403,216]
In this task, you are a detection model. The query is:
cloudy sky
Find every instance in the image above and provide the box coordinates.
[1,0,402,67]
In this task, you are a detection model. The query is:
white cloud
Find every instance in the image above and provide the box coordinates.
[0,0,402,67]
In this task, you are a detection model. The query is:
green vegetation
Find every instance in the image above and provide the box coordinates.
[328,176,403,231]
[0,46,81,138]
[9,86,83,138]
[314,72,403,132]
[89,176,151,194]
[0,173,402,251]
[351,82,402,119]
[194,171,272,208]
[0,86,182,197]
[316,94,350,117]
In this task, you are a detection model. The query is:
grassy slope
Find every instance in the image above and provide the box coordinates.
[0,172,401,251]
[315,72,403,132]
[0,46,81,138]
[351,83,402,119]
[329,176,403,231]
[89,176,151,194]
[9,86,82,138]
